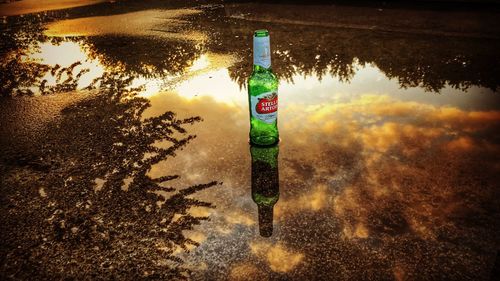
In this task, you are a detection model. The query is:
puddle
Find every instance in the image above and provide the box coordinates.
[1,1,500,280]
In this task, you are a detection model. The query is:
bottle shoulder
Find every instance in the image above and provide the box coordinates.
[248,69,279,91]
[252,193,279,206]
[249,69,278,80]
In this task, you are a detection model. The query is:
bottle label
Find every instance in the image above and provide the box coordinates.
[250,91,278,124]
[253,36,271,68]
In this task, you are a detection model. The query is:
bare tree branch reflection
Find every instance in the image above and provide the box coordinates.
[0,49,91,97]
[0,72,218,279]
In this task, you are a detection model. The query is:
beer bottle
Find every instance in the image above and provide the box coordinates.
[248,29,279,146]
[250,144,279,237]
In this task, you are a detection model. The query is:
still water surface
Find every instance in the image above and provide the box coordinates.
[1,1,499,280]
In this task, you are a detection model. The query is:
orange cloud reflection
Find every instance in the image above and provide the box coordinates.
[250,241,304,273]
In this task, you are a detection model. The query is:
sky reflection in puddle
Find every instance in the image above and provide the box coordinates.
[137,44,499,280]
[7,33,500,279]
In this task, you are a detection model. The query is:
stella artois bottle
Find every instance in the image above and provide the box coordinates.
[248,29,279,146]
[250,144,279,237]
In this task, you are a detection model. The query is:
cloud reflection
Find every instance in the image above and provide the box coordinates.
[250,241,304,273]
[141,85,500,278]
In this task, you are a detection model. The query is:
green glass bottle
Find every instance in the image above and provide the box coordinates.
[250,144,279,237]
[248,29,279,146]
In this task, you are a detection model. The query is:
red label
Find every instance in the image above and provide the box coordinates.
[256,93,278,114]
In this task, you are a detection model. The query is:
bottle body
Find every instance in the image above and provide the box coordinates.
[250,144,279,237]
[248,29,279,146]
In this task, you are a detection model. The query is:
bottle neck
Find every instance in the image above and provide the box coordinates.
[253,35,271,69]
[258,205,274,237]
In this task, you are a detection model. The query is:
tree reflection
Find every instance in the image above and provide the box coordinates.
[70,5,500,93]
[2,3,500,97]
[204,8,500,92]
[0,54,101,97]
[0,72,218,279]
[82,35,204,78]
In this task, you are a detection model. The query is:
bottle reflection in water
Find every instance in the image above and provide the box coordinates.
[250,144,279,237]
